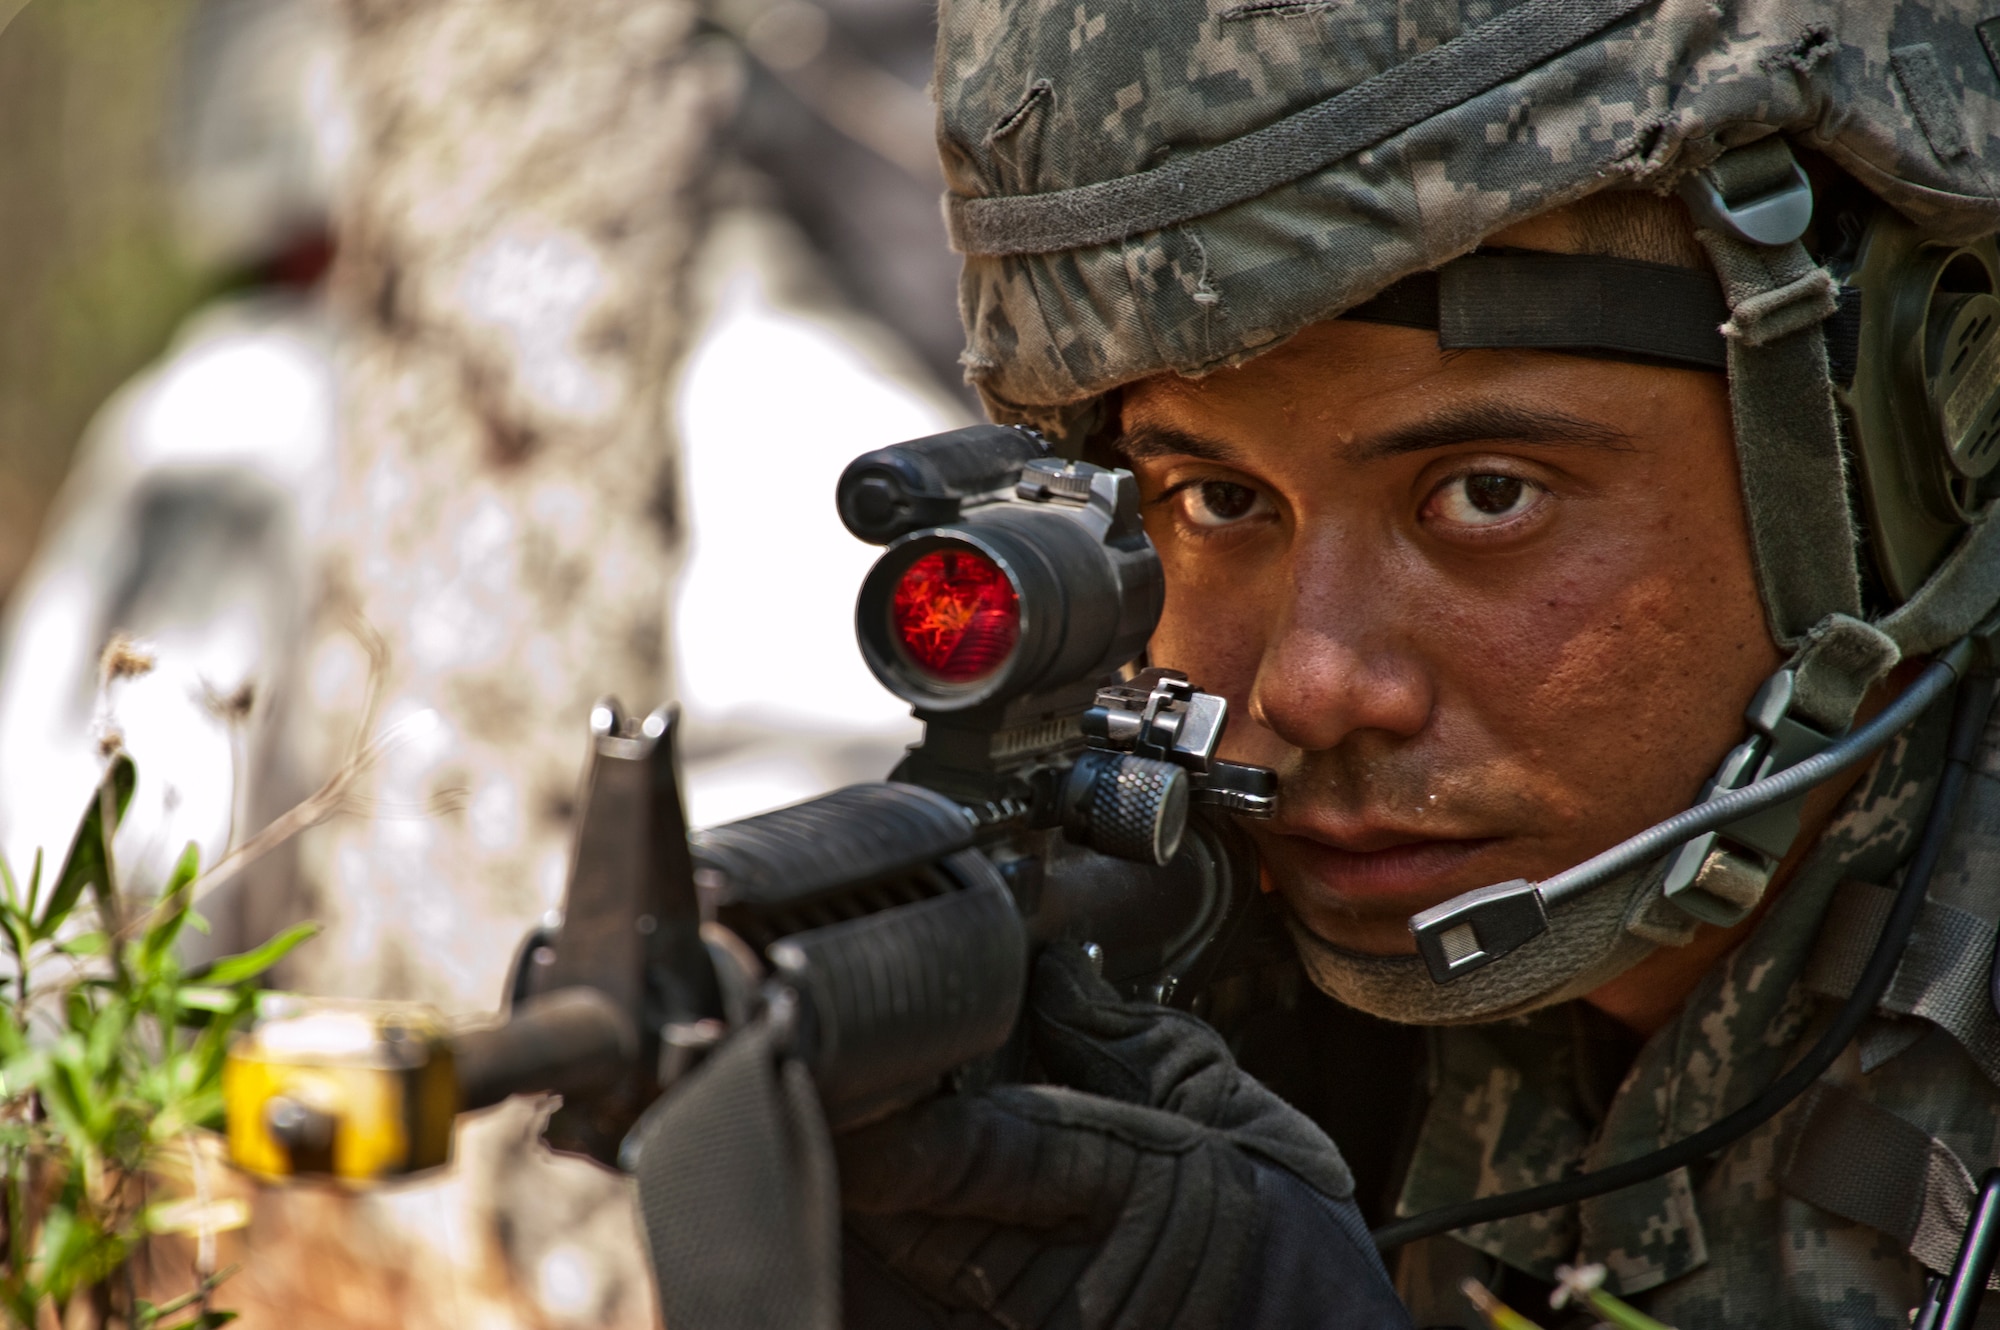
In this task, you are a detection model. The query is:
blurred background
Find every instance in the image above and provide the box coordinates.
[0,0,973,1322]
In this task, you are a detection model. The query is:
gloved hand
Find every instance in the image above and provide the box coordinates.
[835,944,1413,1330]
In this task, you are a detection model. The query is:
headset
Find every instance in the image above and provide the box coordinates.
[1832,205,2000,603]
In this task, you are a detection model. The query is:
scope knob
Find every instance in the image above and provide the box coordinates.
[845,476,904,534]
[1061,751,1189,866]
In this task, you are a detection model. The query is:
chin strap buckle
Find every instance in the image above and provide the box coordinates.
[1677,136,1814,248]
[1661,667,1833,926]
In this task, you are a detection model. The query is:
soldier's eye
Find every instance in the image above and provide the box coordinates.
[1426,472,1545,529]
[1179,479,1268,528]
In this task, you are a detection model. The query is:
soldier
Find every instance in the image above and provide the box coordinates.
[839,0,2000,1326]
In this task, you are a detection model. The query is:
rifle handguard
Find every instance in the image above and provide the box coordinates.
[769,865,1027,1124]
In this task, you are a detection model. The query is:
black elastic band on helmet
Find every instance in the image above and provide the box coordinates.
[1346,251,1729,371]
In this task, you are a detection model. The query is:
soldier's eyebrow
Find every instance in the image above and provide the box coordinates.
[1115,424,1247,465]
[1356,403,1636,460]
[1116,404,1636,469]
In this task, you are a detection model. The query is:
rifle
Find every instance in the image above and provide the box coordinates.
[223,424,1279,1176]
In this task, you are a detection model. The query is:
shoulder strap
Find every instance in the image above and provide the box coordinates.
[1803,878,2000,1089]
[1778,1081,1992,1285]
[628,1017,842,1330]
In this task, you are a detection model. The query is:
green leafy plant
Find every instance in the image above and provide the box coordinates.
[0,754,316,1329]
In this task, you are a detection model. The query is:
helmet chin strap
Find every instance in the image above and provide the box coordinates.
[1402,413,2000,992]
[1290,856,1668,1026]
[1377,666,2000,1251]
[1399,137,2000,998]
[1408,636,1976,987]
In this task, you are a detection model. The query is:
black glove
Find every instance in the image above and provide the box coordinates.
[836,944,1412,1330]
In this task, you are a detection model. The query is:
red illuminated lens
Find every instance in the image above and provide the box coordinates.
[890,548,1020,683]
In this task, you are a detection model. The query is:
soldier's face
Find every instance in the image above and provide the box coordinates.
[1122,321,1783,956]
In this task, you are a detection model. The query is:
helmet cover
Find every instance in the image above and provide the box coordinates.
[935,0,2000,435]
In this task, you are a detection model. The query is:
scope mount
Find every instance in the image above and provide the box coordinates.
[1084,668,1279,818]
[844,435,1275,867]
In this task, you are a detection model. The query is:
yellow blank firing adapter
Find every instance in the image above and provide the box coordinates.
[224,983,636,1182]
[224,998,457,1182]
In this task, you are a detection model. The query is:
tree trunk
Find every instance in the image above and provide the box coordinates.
[270,0,734,1012]
[224,2,735,1324]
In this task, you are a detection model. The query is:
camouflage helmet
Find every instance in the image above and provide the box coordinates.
[931,0,2000,1020]
[936,0,1995,424]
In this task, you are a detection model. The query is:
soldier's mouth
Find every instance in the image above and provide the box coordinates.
[1262,828,1503,914]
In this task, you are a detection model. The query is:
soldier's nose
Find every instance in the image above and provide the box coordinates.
[1249,620,1432,754]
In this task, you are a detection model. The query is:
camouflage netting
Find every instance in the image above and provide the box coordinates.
[933,0,2000,438]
